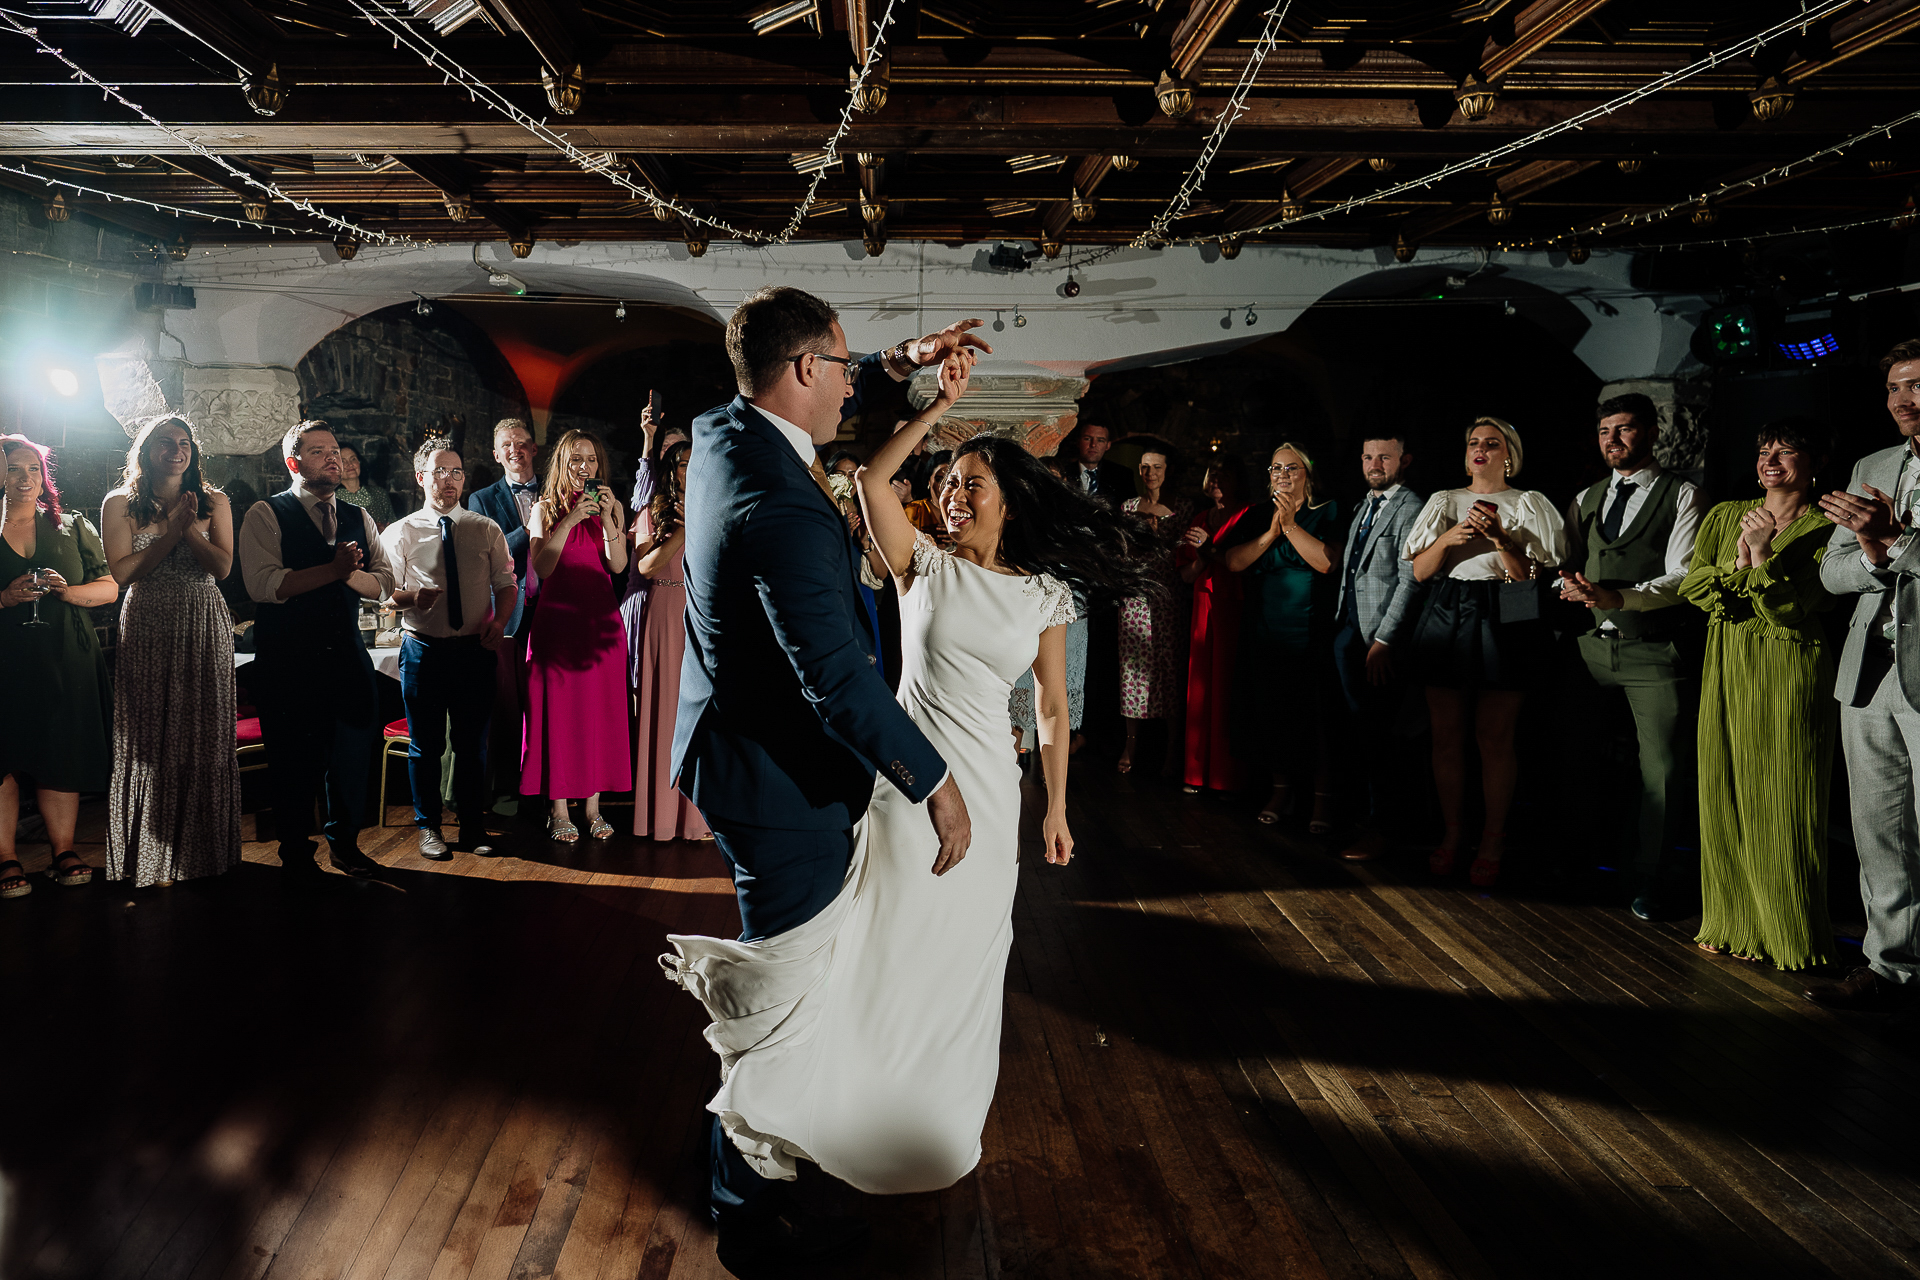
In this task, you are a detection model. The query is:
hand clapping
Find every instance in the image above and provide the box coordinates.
[1736,507,1777,567]
[166,491,199,535]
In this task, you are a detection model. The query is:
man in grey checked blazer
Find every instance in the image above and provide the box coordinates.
[1810,338,1920,1011]
[1331,434,1425,861]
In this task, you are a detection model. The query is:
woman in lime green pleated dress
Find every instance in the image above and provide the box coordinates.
[1678,418,1838,970]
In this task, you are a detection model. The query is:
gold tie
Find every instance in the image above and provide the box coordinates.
[807,455,839,506]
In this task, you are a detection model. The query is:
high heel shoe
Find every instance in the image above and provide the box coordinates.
[1309,791,1334,837]
[1428,829,1462,875]
[1257,785,1289,825]
[1469,854,1502,888]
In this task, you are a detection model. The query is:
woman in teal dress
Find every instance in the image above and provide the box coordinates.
[1679,418,1838,970]
[1,435,119,899]
[1222,443,1340,830]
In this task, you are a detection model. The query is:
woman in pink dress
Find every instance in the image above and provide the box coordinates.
[522,428,632,842]
[1175,456,1252,794]
[631,441,709,841]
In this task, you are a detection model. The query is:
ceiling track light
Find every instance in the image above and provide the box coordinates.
[1244,305,1258,327]
[413,291,433,316]
[614,301,626,320]
[1012,306,1027,328]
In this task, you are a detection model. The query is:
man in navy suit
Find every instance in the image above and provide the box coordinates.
[466,419,538,807]
[674,287,985,1269]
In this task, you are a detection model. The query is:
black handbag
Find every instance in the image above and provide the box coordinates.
[1497,576,1541,623]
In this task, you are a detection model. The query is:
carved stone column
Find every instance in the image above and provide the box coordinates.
[906,366,1091,456]
[96,356,301,455]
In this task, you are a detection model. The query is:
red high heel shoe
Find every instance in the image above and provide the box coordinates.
[1428,828,1462,875]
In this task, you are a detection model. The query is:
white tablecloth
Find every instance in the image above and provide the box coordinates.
[233,644,403,680]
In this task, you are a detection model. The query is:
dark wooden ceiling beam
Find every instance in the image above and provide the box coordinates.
[1480,0,1618,82]
[478,0,592,85]
[136,0,282,79]
[1220,155,1366,233]
[1169,0,1242,79]
[1041,155,1115,239]
[1784,0,1920,83]
[1397,157,1597,240]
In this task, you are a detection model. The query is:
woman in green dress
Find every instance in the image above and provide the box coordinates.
[1,435,119,899]
[1679,417,1838,969]
[1221,443,1340,830]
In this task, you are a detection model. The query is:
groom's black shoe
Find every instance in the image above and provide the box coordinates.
[715,1203,870,1276]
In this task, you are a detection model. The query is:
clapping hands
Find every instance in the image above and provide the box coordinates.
[1735,507,1776,568]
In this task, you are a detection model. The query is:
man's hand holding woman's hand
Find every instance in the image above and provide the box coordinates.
[909,319,994,369]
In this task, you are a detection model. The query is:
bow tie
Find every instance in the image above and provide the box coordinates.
[507,481,538,494]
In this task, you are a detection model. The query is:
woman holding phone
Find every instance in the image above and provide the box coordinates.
[1403,417,1567,887]
[523,428,631,842]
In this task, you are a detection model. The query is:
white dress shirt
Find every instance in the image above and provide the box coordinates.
[379,502,518,638]
[751,403,818,468]
[1562,464,1706,621]
[241,477,396,604]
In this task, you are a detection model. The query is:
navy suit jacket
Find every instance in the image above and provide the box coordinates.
[673,384,946,832]
[466,477,531,636]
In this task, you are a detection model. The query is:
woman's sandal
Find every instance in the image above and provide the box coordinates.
[1256,785,1290,826]
[586,814,614,841]
[1428,828,1463,876]
[1469,854,1502,889]
[1309,791,1335,837]
[1,859,30,900]
[548,818,580,844]
[1697,941,1729,955]
[48,850,92,888]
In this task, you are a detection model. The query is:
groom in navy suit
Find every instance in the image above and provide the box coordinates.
[675,287,986,1269]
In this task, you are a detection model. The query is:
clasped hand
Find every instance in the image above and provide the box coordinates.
[2,569,61,607]
[166,491,200,535]
[908,318,994,370]
[1735,507,1777,568]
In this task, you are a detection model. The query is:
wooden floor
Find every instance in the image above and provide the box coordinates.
[5,761,1920,1280]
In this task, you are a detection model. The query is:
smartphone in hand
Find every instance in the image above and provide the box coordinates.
[648,389,662,418]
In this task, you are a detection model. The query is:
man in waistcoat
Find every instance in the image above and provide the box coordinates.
[240,421,396,878]
[1559,393,1707,921]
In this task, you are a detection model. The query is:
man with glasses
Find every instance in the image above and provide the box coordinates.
[380,439,518,859]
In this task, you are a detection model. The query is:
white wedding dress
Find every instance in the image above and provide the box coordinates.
[662,532,1075,1194]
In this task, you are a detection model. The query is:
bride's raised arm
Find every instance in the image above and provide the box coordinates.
[856,350,974,580]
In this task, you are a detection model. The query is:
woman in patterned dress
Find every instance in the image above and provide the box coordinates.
[1118,446,1190,774]
[101,417,241,887]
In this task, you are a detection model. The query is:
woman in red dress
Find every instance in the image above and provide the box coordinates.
[1175,456,1251,794]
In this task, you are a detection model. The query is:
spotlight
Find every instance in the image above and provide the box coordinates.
[1060,277,1081,299]
[1244,306,1257,327]
[1012,307,1027,328]
[414,293,433,316]
[1503,302,1517,317]
[615,301,627,321]
[46,367,79,397]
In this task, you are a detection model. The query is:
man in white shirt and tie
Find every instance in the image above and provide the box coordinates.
[382,438,518,859]
[1559,393,1707,922]
[239,421,396,877]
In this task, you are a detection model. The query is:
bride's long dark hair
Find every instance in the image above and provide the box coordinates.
[953,434,1165,608]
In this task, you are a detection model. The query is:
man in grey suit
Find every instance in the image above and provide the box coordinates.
[1331,433,1424,861]
[1811,338,1920,1009]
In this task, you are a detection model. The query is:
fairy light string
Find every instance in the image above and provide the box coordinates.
[349,0,902,246]
[0,8,421,245]
[0,160,311,236]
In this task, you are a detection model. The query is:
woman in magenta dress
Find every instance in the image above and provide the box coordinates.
[522,428,632,842]
[631,440,709,841]
[1175,456,1252,794]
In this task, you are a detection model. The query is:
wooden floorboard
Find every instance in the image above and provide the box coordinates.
[6,765,1920,1280]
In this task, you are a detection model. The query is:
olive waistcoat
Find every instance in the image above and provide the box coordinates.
[1577,470,1688,640]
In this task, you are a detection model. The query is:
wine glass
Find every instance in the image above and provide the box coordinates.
[22,568,50,628]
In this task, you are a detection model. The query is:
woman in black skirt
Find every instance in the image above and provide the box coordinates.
[1403,417,1566,887]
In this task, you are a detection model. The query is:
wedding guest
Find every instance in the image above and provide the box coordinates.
[381,439,518,859]
[240,422,394,877]
[1560,394,1707,920]
[621,406,690,684]
[467,418,538,807]
[335,441,396,531]
[1404,418,1566,887]
[1176,456,1253,795]
[1222,444,1341,830]
[101,417,239,887]
[826,448,862,479]
[903,458,949,533]
[0,435,117,899]
[1811,340,1920,1007]
[1330,435,1425,860]
[1118,444,1189,774]
[1680,418,1836,969]
[523,428,631,842]
[632,439,710,840]
[1061,422,1134,504]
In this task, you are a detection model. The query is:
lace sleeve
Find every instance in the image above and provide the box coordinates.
[1037,575,1077,630]
[909,530,953,578]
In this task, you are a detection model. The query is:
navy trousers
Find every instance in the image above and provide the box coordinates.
[398,633,496,831]
[1333,618,1407,830]
[254,652,377,854]
[702,817,858,1223]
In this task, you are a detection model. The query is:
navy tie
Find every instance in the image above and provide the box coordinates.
[507,480,538,495]
[1600,480,1636,542]
[439,515,465,632]
[1346,495,1378,579]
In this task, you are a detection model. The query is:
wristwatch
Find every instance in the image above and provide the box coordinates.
[884,340,917,379]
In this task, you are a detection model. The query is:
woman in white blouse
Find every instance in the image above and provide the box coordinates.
[1402,417,1567,888]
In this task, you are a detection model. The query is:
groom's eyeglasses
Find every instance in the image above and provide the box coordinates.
[794,352,858,385]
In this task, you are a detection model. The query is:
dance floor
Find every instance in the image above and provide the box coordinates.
[5,764,1918,1280]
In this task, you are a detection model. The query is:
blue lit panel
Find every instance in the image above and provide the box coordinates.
[1778,334,1839,360]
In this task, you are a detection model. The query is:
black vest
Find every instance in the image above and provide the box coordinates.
[253,490,377,674]
[1577,471,1692,641]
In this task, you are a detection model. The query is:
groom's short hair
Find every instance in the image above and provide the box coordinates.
[728,286,839,397]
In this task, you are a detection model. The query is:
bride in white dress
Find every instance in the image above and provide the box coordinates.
[662,352,1163,1195]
